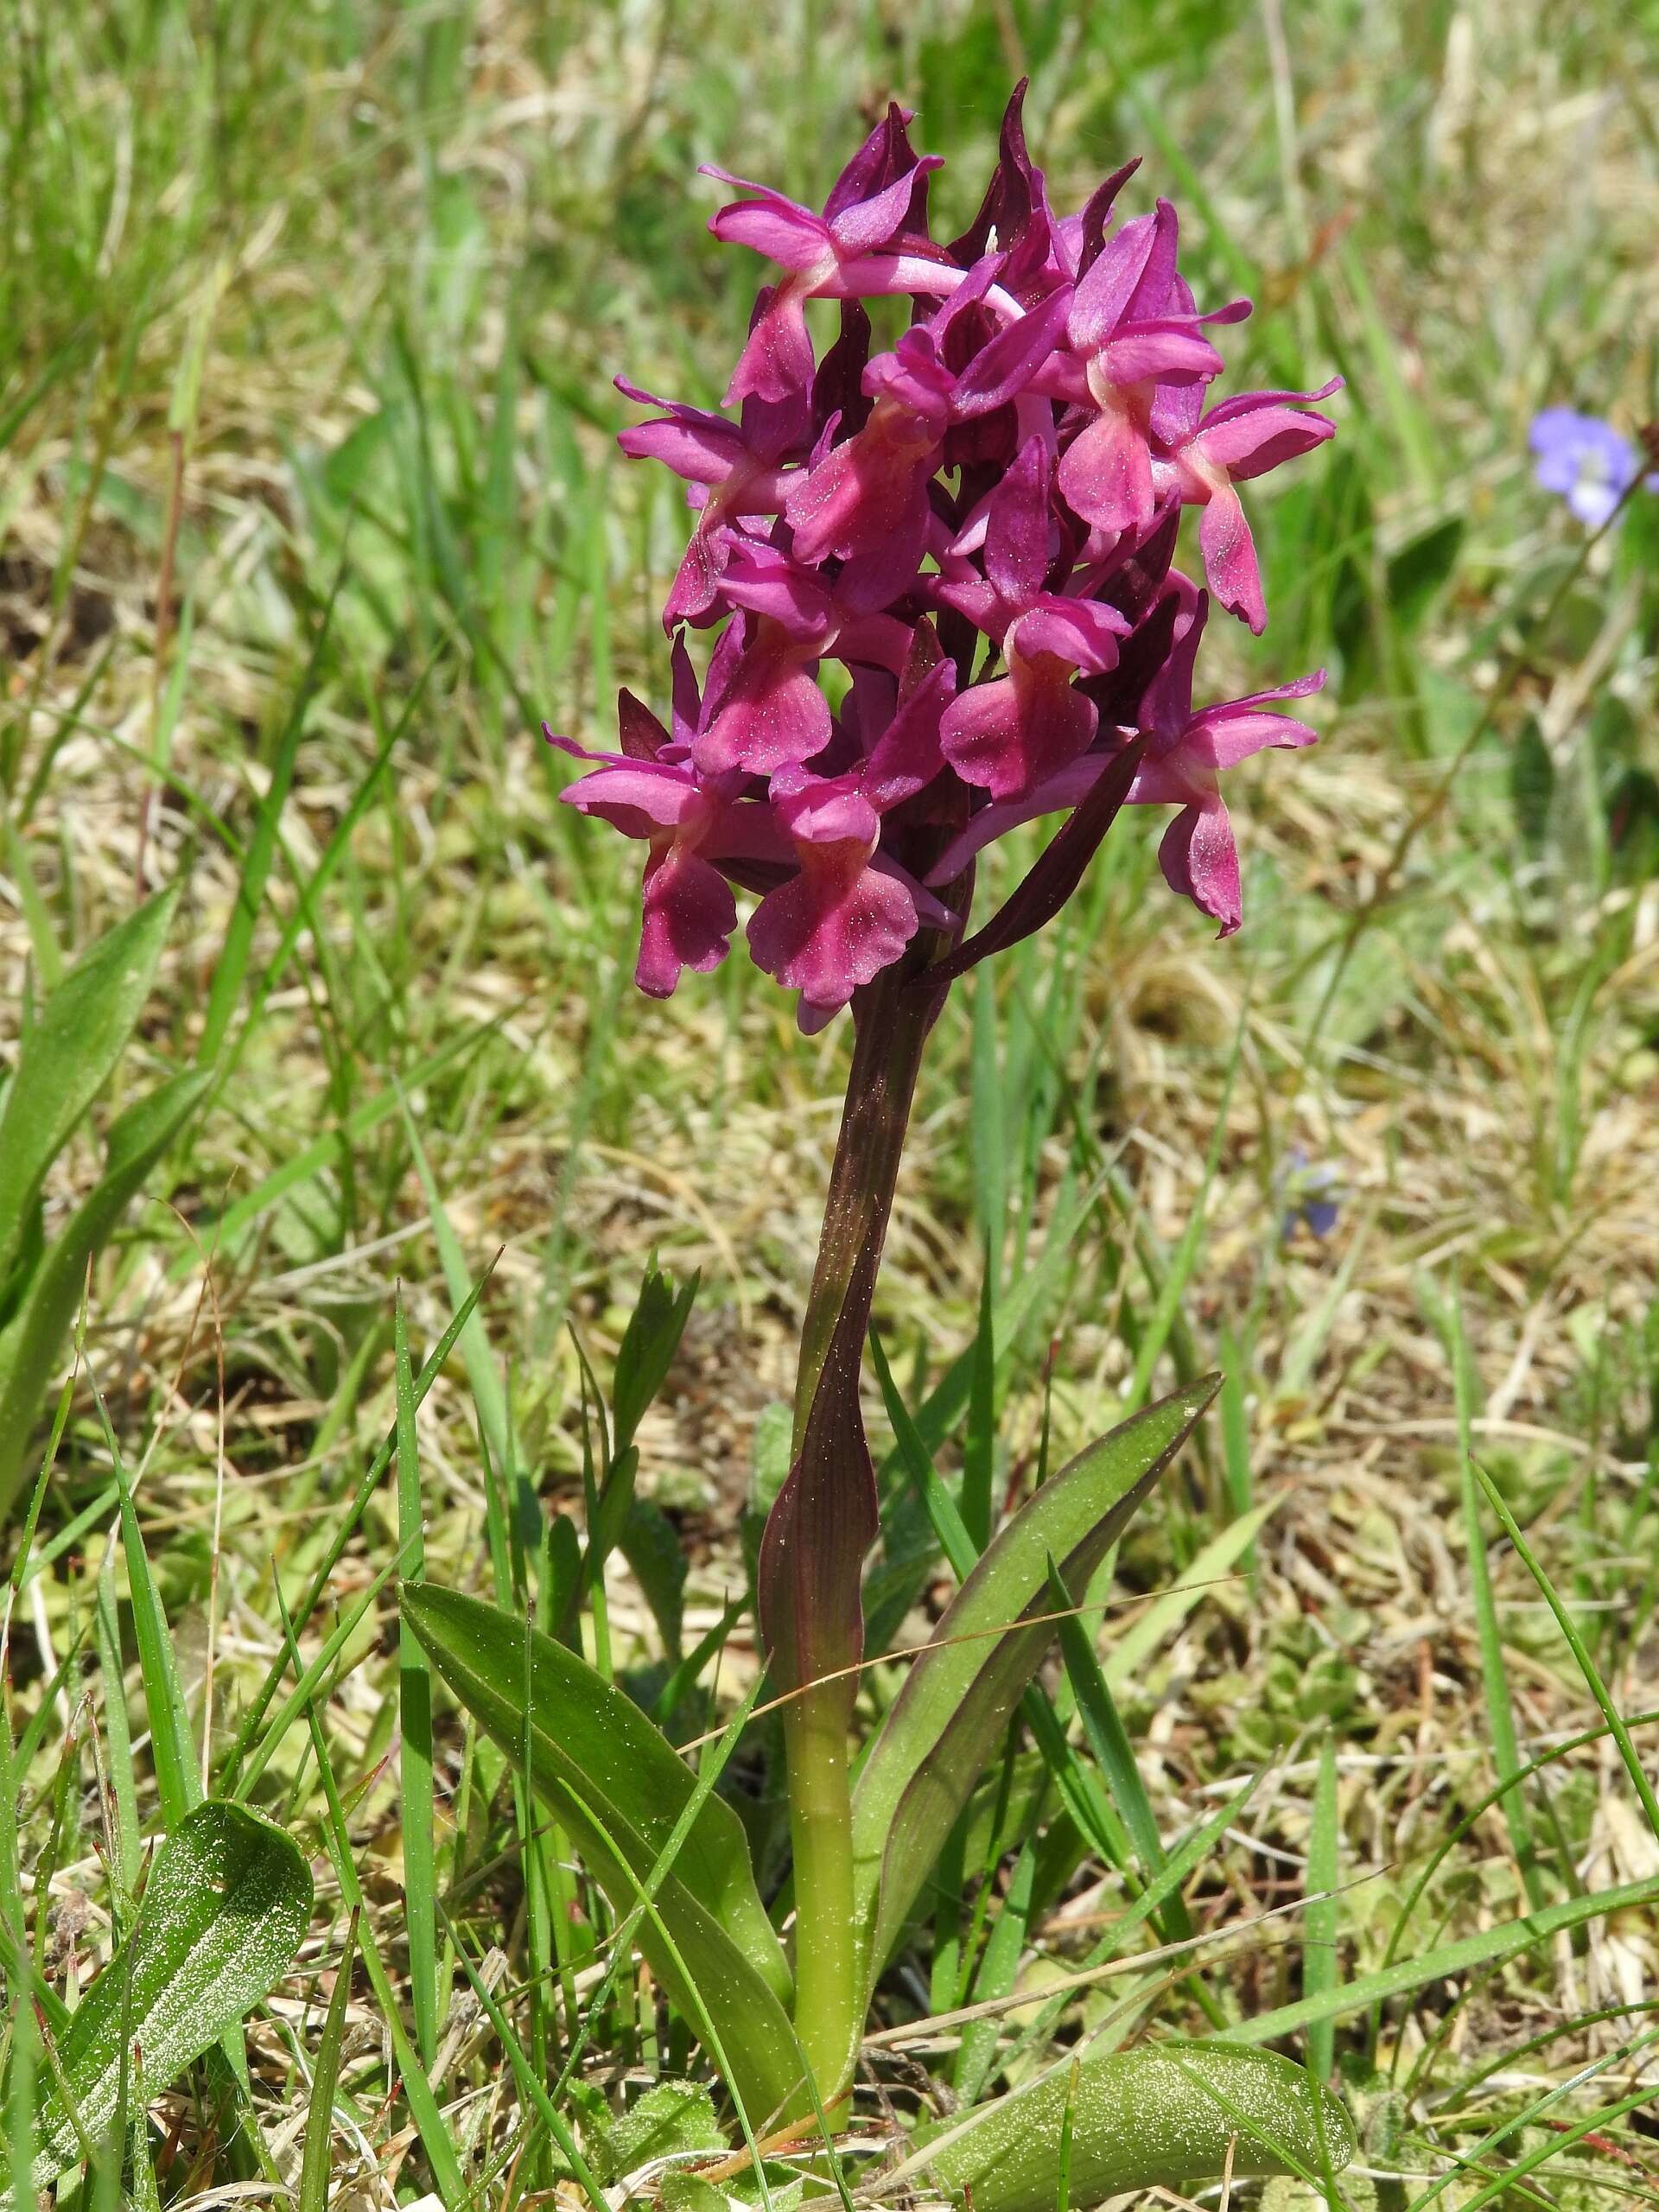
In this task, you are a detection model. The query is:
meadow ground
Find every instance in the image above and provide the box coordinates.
[2,0,1658,2203]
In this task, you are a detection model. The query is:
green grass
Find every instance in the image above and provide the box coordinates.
[3,0,1659,2203]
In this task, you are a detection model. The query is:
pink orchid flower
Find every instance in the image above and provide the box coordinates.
[1158,379,1341,631]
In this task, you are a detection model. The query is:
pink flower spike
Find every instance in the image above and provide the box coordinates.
[556,95,1343,1001]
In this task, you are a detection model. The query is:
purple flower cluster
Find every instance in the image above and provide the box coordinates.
[551,91,1338,1030]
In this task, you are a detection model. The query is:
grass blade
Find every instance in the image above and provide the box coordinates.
[298,1908,358,2212]
[280,1591,470,2208]
[1218,1872,1659,2047]
[196,565,342,1065]
[1434,1286,1543,1904]
[395,1294,439,2064]
[1304,1733,1338,2081]
[220,1264,491,1790]
[1046,1555,1188,1936]
[1472,1461,1659,1846]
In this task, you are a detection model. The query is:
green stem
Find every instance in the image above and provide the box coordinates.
[782,1680,861,2106]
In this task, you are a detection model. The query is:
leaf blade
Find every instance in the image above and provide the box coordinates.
[852,1376,1220,1985]
[0,1070,211,1517]
[25,1802,311,2193]
[893,2042,1353,2212]
[0,886,179,1294]
[402,1582,802,2119]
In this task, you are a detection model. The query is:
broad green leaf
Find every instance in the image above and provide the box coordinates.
[851,1377,1219,1987]
[402,1584,802,2118]
[0,886,178,1296]
[610,2080,725,2171]
[0,1070,211,1518]
[893,2043,1353,2212]
[19,1802,310,2196]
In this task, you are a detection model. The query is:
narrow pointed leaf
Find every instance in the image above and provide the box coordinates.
[298,1909,357,2212]
[402,1583,802,2118]
[0,1071,211,1517]
[895,2043,1353,2212]
[393,1300,438,2064]
[19,1802,311,2196]
[1304,1735,1339,2080]
[0,886,179,1295]
[852,1376,1219,1984]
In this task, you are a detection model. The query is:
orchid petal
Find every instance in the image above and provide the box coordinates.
[1158,794,1243,936]
[1058,409,1156,536]
[636,845,737,995]
[1198,483,1267,633]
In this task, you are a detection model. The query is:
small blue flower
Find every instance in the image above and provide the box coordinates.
[1279,1148,1341,1242]
[1529,408,1654,527]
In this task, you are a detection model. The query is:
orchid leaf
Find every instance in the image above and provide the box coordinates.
[851,1376,1219,1988]
[17,1801,311,2198]
[894,2043,1353,2212]
[401,1583,803,2120]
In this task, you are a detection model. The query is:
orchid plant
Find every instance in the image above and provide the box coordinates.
[404,89,1353,2207]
